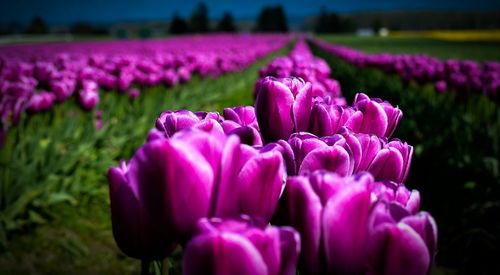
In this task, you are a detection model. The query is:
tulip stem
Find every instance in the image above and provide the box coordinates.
[162,258,169,275]
[141,260,150,275]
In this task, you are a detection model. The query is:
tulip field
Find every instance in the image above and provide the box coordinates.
[0,34,499,274]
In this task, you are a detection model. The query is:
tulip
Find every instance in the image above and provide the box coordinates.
[367,139,413,183]
[78,81,100,110]
[255,76,313,142]
[27,91,55,113]
[128,88,140,100]
[108,161,177,260]
[222,106,263,145]
[278,171,434,274]
[367,202,437,275]
[155,110,200,137]
[108,129,286,245]
[340,130,412,183]
[279,171,373,274]
[223,106,260,131]
[308,102,356,137]
[351,93,403,138]
[434,80,447,93]
[183,215,300,275]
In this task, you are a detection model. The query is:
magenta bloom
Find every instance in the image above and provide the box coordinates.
[255,77,313,142]
[27,91,55,113]
[108,161,177,260]
[108,129,286,246]
[367,202,437,275]
[277,171,435,275]
[350,93,403,138]
[183,215,300,275]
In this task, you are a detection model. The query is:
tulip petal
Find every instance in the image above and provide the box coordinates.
[368,223,430,275]
[401,212,438,271]
[255,80,295,142]
[368,148,404,182]
[108,166,175,260]
[278,227,301,275]
[128,139,214,239]
[360,100,388,137]
[293,82,313,132]
[212,135,241,217]
[322,182,371,274]
[298,145,352,176]
[285,176,322,274]
[237,151,285,221]
[309,103,334,136]
[183,233,268,275]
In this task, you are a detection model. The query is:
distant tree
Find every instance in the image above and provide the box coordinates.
[189,2,210,33]
[315,6,329,33]
[255,5,288,32]
[314,8,356,34]
[25,16,47,34]
[371,18,383,34]
[169,13,189,34]
[70,22,109,35]
[217,11,237,32]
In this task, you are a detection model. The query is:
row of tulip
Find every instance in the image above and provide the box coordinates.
[313,39,500,101]
[258,40,346,106]
[108,39,437,274]
[0,34,290,144]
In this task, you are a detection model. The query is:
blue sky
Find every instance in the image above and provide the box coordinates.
[1,0,499,25]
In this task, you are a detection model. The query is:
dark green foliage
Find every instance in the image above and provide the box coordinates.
[255,6,288,33]
[25,16,47,35]
[169,13,189,35]
[310,41,500,274]
[70,22,109,35]
[217,12,237,33]
[189,2,210,33]
[314,7,356,34]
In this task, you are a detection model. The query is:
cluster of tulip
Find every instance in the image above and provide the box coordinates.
[259,40,346,106]
[314,39,500,101]
[108,41,437,274]
[0,34,289,142]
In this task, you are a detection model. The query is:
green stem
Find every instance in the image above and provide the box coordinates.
[162,258,169,275]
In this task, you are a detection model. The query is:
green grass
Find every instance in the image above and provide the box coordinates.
[0,44,291,274]
[318,35,500,61]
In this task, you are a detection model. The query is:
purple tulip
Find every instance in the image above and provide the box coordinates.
[27,91,55,113]
[278,171,434,274]
[351,93,403,138]
[108,161,177,260]
[128,88,140,100]
[367,139,413,183]
[50,80,73,102]
[308,102,356,137]
[279,172,373,274]
[164,69,179,87]
[108,129,286,243]
[155,110,200,137]
[434,80,447,93]
[255,76,313,142]
[183,215,300,275]
[367,202,437,275]
[223,106,260,131]
[78,81,100,110]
